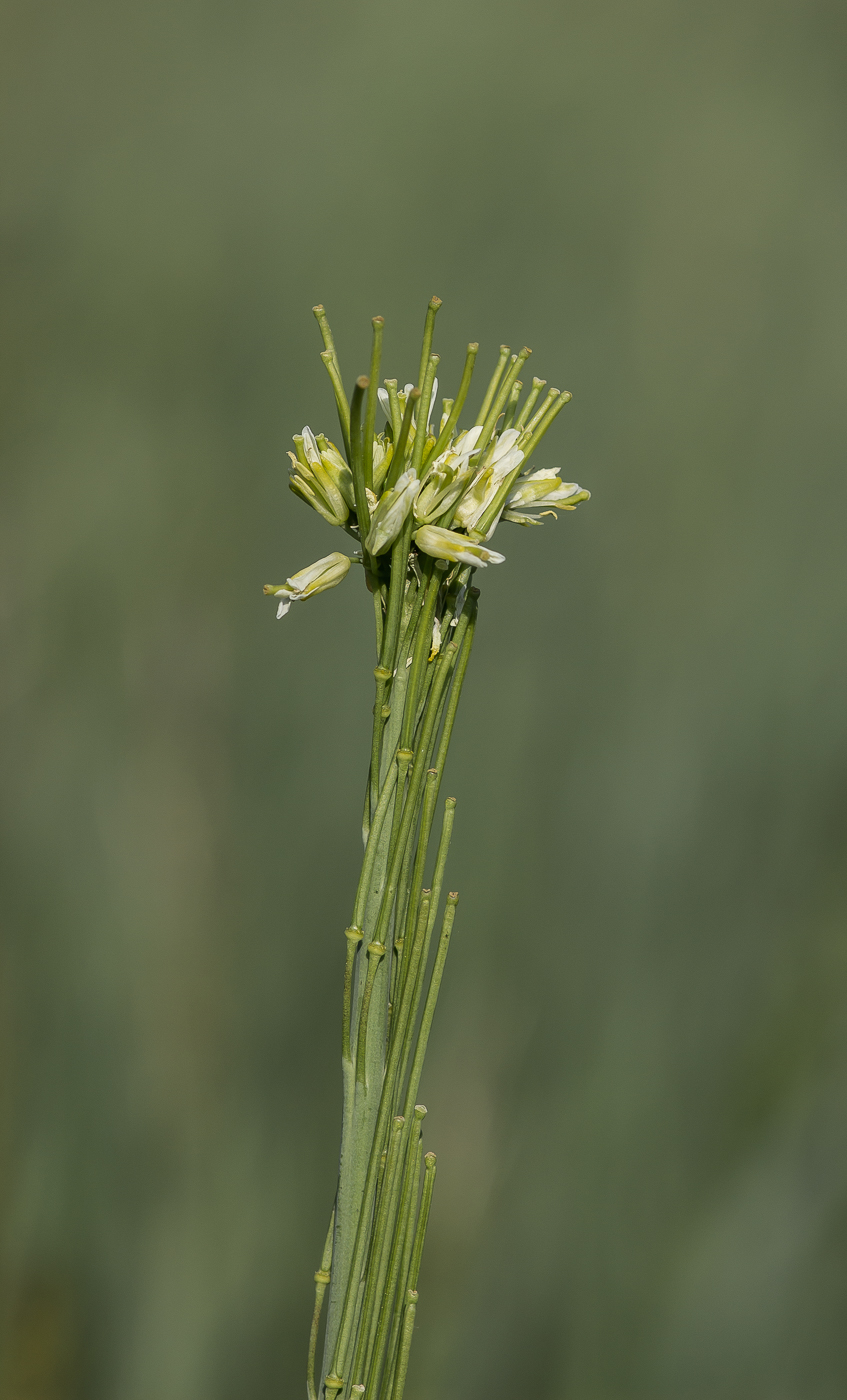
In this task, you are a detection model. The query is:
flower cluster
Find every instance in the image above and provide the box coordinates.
[265,300,589,618]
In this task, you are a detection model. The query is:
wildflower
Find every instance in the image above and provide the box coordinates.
[414,442,478,523]
[452,428,524,533]
[264,551,352,618]
[413,525,505,568]
[504,469,591,524]
[364,469,420,556]
[288,425,350,526]
[421,424,483,482]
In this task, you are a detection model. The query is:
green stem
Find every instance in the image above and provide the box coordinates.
[356,941,387,1087]
[394,800,455,1112]
[352,758,399,931]
[313,304,352,456]
[402,894,458,1120]
[370,668,392,824]
[502,378,523,431]
[349,377,371,546]
[308,1210,335,1400]
[410,354,440,479]
[385,379,402,440]
[389,1295,418,1400]
[371,640,458,955]
[416,296,442,393]
[421,342,479,469]
[329,888,431,1384]
[378,1135,422,1400]
[365,1108,426,1395]
[408,1154,436,1293]
[364,318,384,491]
[476,345,532,456]
[474,344,510,426]
[514,375,546,430]
[342,927,364,1065]
[431,592,478,780]
[518,386,572,462]
[384,389,418,491]
[400,563,442,752]
[521,384,559,436]
[348,1114,406,1388]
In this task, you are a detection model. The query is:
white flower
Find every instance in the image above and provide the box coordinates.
[453,425,484,456]
[288,426,350,526]
[489,427,521,461]
[413,525,505,568]
[423,424,483,480]
[264,552,353,618]
[504,469,590,524]
[364,469,420,555]
[452,428,525,533]
[413,459,476,524]
[378,387,393,422]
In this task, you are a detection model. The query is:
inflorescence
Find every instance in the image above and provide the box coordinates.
[264,297,589,620]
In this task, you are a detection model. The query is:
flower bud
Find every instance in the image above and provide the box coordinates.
[287,424,349,526]
[371,436,394,494]
[364,469,419,556]
[316,436,356,510]
[264,551,352,618]
[413,525,505,569]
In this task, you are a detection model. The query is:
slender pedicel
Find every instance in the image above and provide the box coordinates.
[364,317,384,491]
[476,346,532,455]
[384,379,402,440]
[514,375,546,430]
[384,389,419,491]
[308,1211,335,1400]
[474,344,511,425]
[519,387,573,462]
[416,296,442,394]
[410,354,440,478]
[502,378,523,431]
[423,342,479,467]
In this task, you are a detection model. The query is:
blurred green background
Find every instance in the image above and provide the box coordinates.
[2,0,847,1396]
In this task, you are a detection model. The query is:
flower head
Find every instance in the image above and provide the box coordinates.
[270,301,590,628]
[264,551,352,618]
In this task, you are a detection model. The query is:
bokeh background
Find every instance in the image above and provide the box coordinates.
[3,0,847,1396]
